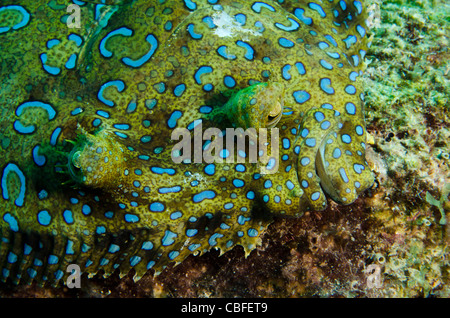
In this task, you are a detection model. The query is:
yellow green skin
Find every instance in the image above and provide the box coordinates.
[0,0,373,285]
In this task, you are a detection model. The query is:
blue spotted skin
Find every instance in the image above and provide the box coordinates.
[0,0,373,285]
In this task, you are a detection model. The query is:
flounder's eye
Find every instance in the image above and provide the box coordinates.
[67,147,84,183]
[267,101,282,127]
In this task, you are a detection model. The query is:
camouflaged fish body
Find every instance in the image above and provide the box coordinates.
[0,0,373,286]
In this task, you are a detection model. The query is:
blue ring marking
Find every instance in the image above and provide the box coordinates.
[247,228,258,237]
[162,230,177,246]
[81,204,91,215]
[238,215,251,225]
[236,40,254,60]
[342,134,352,144]
[301,128,309,138]
[356,24,366,38]
[294,8,312,25]
[354,163,366,174]
[224,76,236,88]
[286,180,295,190]
[141,241,153,250]
[302,180,309,188]
[349,71,359,81]
[345,102,356,115]
[295,62,306,75]
[151,166,176,175]
[300,157,310,166]
[324,34,338,47]
[50,127,62,146]
[164,20,173,31]
[68,33,83,47]
[16,101,56,120]
[194,65,213,84]
[339,0,347,10]
[48,255,58,265]
[187,23,202,39]
[170,211,183,220]
[255,21,265,33]
[318,41,329,50]
[63,210,73,224]
[47,39,61,49]
[311,192,321,201]
[32,145,46,166]
[97,80,125,107]
[355,125,364,136]
[184,0,197,10]
[352,55,360,67]
[202,16,216,28]
[37,210,51,226]
[319,59,333,70]
[321,120,331,130]
[13,120,34,134]
[345,85,356,95]
[278,37,295,48]
[224,203,233,210]
[282,64,292,80]
[114,132,128,139]
[159,186,182,194]
[125,214,139,223]
[220,223,230,230]
[39,53,61,75]
[343,35,357,49]
[264,180,272,189]
[167,110,183,128]
[293,90,310,104]
[353,1,363,14]
[232,179,245,188]
[320,78,334,94]
[173,84,186,97]
[217,45,236,60]
[275,18,300,32]
[235,13,246,25]
[282,138,290,149]
[326,52,340,59]
[71,107,83,116]
[126,100,137,113]
[65,53,77,69]
[308,3,326,17]
[7,252,17,264]
[186,229,198,237]
[305,138,316,147]
[251,2,275,13]
[122,34,158,68]
[149,202,165,212]
[339,168,350,183]
[209,233,224,246]
[236,164,246,172]
[314,111,325,122]
[246,191,255,200]
[96,110,110,118]
[0,5,31,33]
[130,255,142,266]
[1,163,26,206]
[193,190,216,203]
[199,105,212,114]
[204,163,215,175]
[333,148,342,159]
[66,240,75,254]
[99,27,133,58]
[3,213,18,232]
[92,118,101,127]
[168,251,179,260]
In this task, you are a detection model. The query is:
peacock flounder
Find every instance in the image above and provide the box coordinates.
[0,0,374,286]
